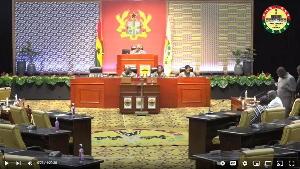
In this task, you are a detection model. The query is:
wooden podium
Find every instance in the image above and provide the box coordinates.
[119,82,160,114]
[117,54,158,76]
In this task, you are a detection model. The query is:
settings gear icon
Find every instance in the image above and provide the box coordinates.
[242,161,247,166]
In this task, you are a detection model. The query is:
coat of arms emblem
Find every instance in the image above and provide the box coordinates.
[116,10,152,40]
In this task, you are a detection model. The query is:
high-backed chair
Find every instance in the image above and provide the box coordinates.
[10,106,31,125]
[0,124,43,152]
[261,107,286,123]
[212,109,254,144]
[179,67,193,73]
[291,120,300,124]
[0,152,40,169]
[237,108,254,127]
[0,124,26,149]
[238,148,274,169]
[279,123,300,145]
[31,110,52,128]
[131,46,136,51]
[122,49,130,54]
[151,67,157,73]
[124,66,137,73]
[0,87,11,100]
[289,98,300,117]
[89,66,103,78]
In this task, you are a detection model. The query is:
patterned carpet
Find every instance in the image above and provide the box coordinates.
[24,100,231,169]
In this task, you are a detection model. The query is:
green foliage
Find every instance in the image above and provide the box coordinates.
[0,73,274,89]
[0,74,73,87]
[19,41,41,64]
[231,47,257,64]
[210,72,275,89]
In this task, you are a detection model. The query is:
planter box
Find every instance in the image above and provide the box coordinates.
[4,83,270,100]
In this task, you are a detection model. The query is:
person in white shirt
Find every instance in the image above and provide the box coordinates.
[267,90,283,108]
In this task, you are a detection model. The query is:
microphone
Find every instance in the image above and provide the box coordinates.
[239,87,248,100]
[254,91,267,99]
[204,99,225,115]
[1,149,8,169]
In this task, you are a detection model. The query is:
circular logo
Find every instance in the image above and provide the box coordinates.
[262,5,291,34]
[92,129,186,146]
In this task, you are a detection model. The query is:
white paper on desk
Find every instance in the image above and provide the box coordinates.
[55,114,68,117]
[205,114,220,118]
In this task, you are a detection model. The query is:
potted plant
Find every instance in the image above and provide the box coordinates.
[231,49,243,75]
[241,47,256,76]
[19,41,41,75]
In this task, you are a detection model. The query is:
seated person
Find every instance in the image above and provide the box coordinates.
[250,96,269,125]
[152,65,166,78]
[130,44,146,54]
[120,66,136,78]
[289,97,300,117]
[267,90,283,108]
[178,65,195,77]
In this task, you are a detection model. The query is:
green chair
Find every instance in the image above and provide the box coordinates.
[238,148,274,169]
[212,109,254,144]
[261,107,285,123]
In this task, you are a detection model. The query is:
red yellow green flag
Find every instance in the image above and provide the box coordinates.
[95,19,104,66]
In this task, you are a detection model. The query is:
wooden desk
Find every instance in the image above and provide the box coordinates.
[218,119,293,151]
[71,77,211,108]
[0,108,32,124]
[193,148,298,169]
[19,125,71,154]
[116,54,158,76]
[119,84,160,114]
[187,111,241,159]
[48,111,93,156]
[231,97,255,111]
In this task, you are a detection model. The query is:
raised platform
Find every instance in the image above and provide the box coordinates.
[6,79,270,101]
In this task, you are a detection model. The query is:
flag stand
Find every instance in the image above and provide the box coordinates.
[135,77,149,116]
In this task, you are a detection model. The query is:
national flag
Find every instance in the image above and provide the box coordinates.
[163,16,172,76]
[95,19,104,67]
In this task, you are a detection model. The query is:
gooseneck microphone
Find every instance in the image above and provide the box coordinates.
[205,99,225,114]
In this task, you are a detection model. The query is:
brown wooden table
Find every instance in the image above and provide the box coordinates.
[71,77,211,108]
[187,111,241,159]
[48,111,93,156]
[119,84,160,114]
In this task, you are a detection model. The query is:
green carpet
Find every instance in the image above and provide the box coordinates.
[25,99,231,169]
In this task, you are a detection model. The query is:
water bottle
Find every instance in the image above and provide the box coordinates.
[79,144,84,163]
[55,117,59,131]
[242,100,245,110]
[71,103,75,116]
[245,90,248,99]
[151,75,154,85]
